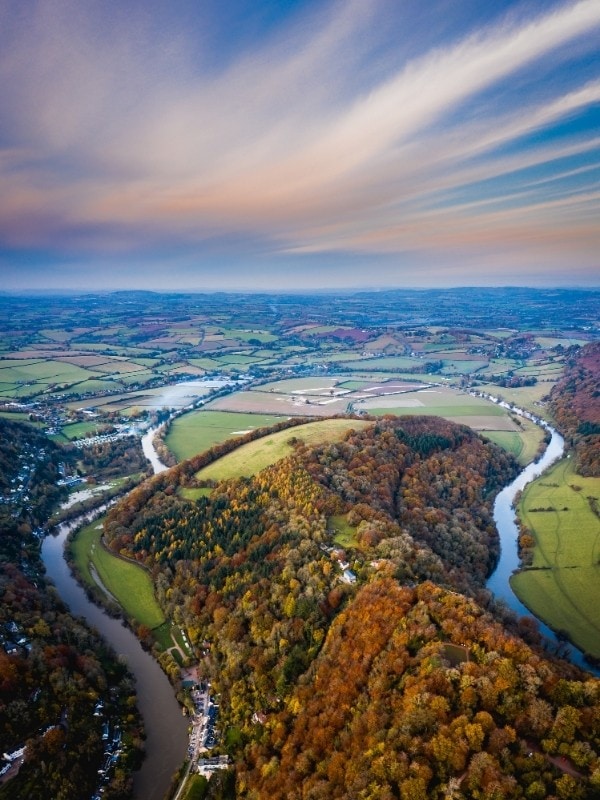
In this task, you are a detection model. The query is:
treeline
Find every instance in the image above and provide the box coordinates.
[477,373,538,388]
[550,342,600,476]
[104,415,318,537]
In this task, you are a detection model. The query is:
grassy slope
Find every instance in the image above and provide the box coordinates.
[179,486,213,500]
[511,458,600,658]
[481,432,528,463]
[482,418,544,466]
[165,410,288,462]
[196,418,371,482]
[70,517,165,629]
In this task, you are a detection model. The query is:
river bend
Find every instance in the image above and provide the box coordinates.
[41,402,596,800]
[487,423,598,675]
[42,517,188,800]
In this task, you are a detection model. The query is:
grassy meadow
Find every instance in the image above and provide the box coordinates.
[328,515,359,548]
[359,387,512,430]
[196,418,370,482]
[511,458,600,658]
[474,380,559,416]
[482,418,544,466]
[178,486,213,500]
[165,409,288,462]
[206,379,544,464]
[70,517,165,630]
[61,420,102,440]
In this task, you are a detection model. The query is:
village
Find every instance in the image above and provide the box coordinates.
[184,678,229,776]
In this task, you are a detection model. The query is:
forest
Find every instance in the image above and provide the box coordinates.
[0,417,69,557]
[550,342,600,477]
[0,419,144,800]
[77,436,149,481]
[104,413,600,798]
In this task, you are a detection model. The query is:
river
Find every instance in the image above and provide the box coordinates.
[42,516,189,800]
[487,421,599,675]
[141,425,170,474]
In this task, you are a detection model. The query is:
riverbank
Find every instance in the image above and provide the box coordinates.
[66,515,166,632]
[511,457,600,662]
[42,513,189,800]
[485,404,599,676]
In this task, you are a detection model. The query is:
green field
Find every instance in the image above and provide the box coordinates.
[188,357,221,370]
[152,622,176,651]
[61,420,102,440]
[166,410,288,462]
[219,328,277,343]
[366,402,504,417]
[305,352,367,363]
[196,418,371,482]
[534,336,589,348]
[328,515,359,548]
[0,410,39,423]
[0,359,95,384]
[511,459,600,659]
[440,359,488,375]
[70,517,165,630]
[344,356,418,371]
[482,418,544,465]
[216,353,269,365]
[360,387,505,416]
[337,380,373,390]
[473,381,561,416]
[178,486,213,500]
[256,376,346,393]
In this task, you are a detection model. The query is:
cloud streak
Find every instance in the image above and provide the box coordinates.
[0,0,598,289]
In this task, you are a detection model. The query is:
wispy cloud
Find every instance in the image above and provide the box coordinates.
[0,0,598,288]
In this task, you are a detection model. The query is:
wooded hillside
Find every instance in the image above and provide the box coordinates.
[243,579,600,800]
[550,342,600,476]
[104,415,600,798]
[0,420,143,800]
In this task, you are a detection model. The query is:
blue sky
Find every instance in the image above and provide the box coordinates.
[0,0,598,291]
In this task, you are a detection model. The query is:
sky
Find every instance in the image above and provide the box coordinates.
[0,0,599,292]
